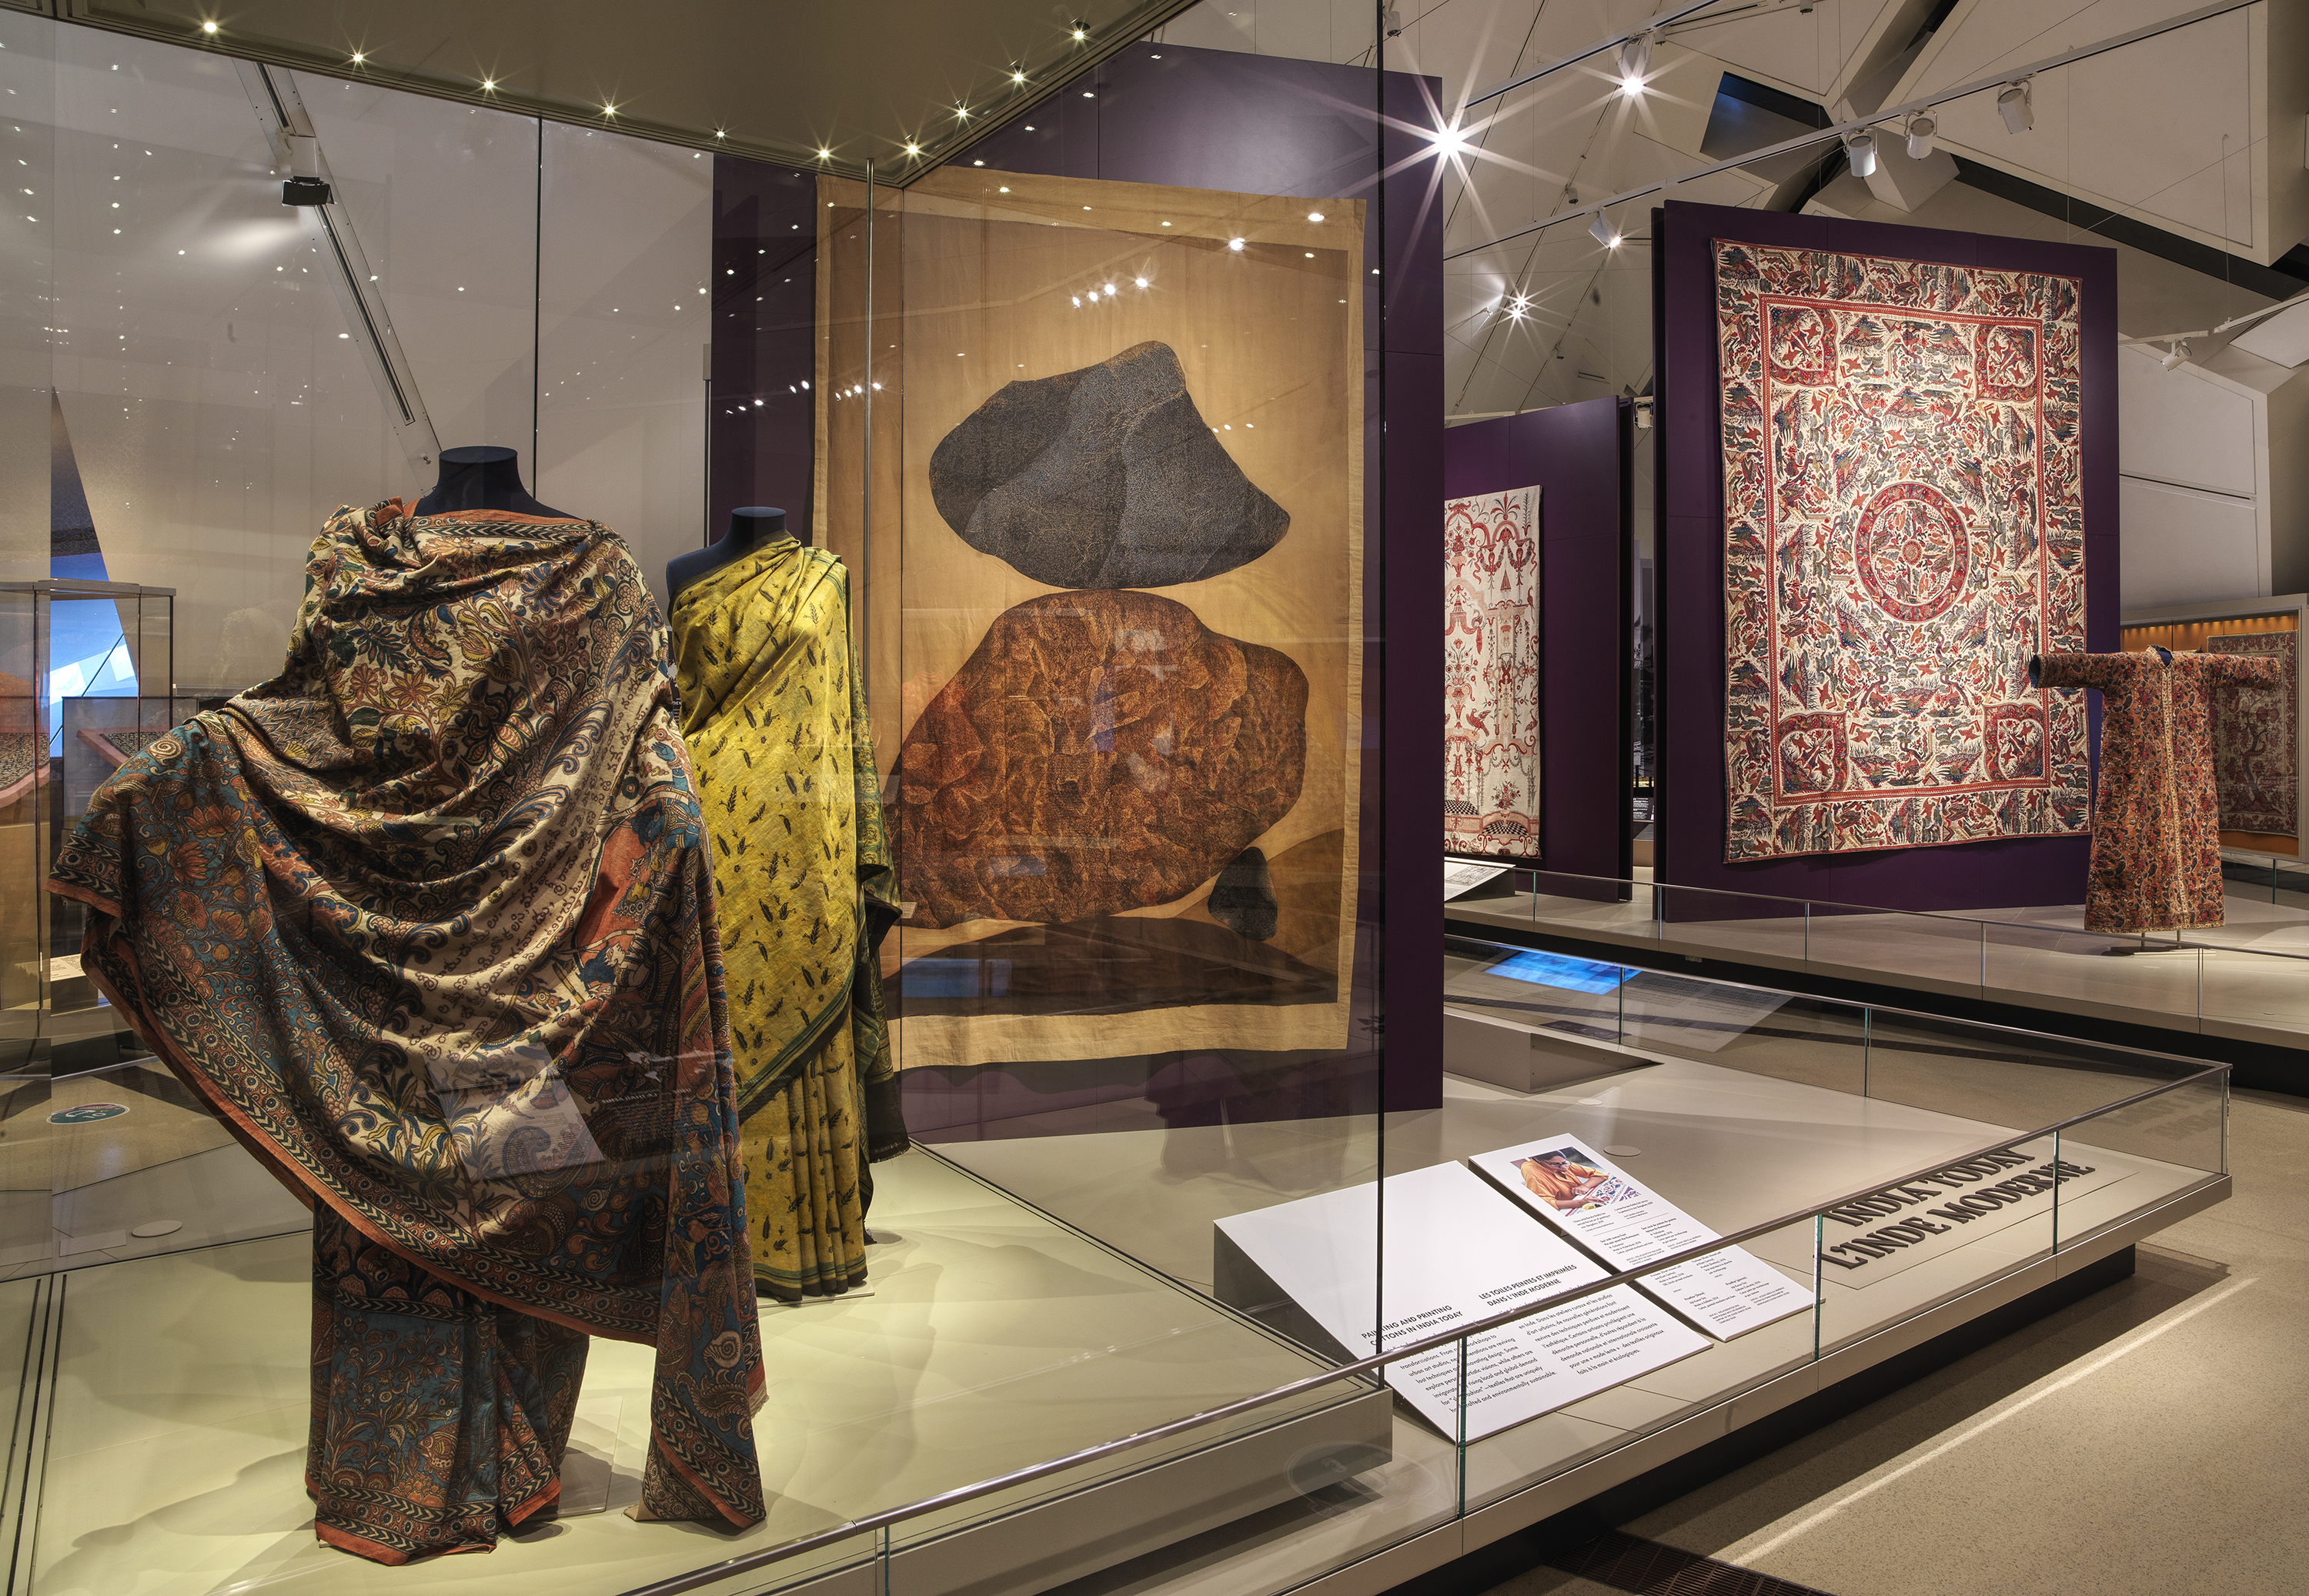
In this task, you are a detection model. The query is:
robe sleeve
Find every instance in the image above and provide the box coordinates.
[2203,653,2287,689]
[2035,650,2118,692]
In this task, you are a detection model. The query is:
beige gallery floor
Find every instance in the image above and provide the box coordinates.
[1480,1085,2309,1596]
[7,1148,1345,1596]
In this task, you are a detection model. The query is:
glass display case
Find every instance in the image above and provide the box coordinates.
[0,580,184,1070]
[0,1,2244,1594]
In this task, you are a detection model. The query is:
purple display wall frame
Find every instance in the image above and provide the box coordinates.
[1653,199,2117,915]
[1442,397,1632,890]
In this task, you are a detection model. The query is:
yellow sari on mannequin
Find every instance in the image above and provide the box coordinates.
[670,536,903,1301]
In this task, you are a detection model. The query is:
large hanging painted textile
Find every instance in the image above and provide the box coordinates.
[1717,240,2091,862]
[822,170,1364,1073]
[44,502,765,1562]
[2037,649,2284,931]
[1443,486,1542,860]
[670,536,905,1304]
[2206,630,2298,837]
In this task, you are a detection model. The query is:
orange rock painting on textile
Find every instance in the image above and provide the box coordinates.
[894,589,1307,929]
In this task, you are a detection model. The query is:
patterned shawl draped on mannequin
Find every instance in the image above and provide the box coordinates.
[670,538,904,1303]
[44,500,764,1562]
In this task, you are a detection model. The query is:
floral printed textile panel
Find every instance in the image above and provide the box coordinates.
[2207,630,2297,837]
[1444,486,1542,861]
[1716,239,2091,862]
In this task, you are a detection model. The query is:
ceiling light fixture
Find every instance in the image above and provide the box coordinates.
[817,148,831,159]
[1843,129,1877,179]
[2161,339,2190,370]
[1904,110,1936,159]
[1071,25,1088,41]
[350,52,365,65]
[1588,212,1619,249]
[199,20,218,35]
[1998,78,2033,134]
[1134,276,1147,287]
[1308,211,1325,222]
[1433,122,1469,157]
[480,78,496,92]
[904,142,921,155]
[1012,71,1028,84]
[1619,30,1652,93]
[1228,237,1245,251]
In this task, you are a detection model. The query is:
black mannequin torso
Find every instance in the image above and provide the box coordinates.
[413,446,571,519]
[669,507,797,600]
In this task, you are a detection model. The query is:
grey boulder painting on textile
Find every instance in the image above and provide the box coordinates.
[892,340,1343,1040]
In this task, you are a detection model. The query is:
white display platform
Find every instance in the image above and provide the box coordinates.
[1214,1162,1708,1441]
[1468,1133,1806,1339]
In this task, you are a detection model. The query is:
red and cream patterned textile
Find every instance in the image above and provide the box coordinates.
[1443,486,1542,860]
[2206,631,2297,837]
[2038,649,2284,932]
[1717,240,2091,861]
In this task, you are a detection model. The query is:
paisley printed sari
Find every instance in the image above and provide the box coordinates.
[670,537,904,1303]
[45,501,765,1562]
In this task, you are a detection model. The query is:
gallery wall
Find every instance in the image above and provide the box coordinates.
[1442,396,1633,888]
[1654,199,2119,915]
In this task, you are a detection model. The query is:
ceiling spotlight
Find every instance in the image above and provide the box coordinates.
[480,78,496,92]
[602,102,617,117]
[2162,339,2190,370]
[350,52,365,65]
[1433,122,1469,157]
[1844,129,1877,179]
[199,20,218,35]
[1134,276,1147,287]
[1071,25,1088,42]
[903,142,921,155]
[1012,71,1028,84]
[1904,110,1936,159]
[1228,237,1245,251]
[1619,29,1652,92]
[1506,293,1530,321]
[1308,211,1325,222]
[1589,212,1619,249]
[1998,78,2033,134]
[817,148,832,160]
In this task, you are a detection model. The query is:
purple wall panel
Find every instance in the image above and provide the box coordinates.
[1383,351,1445,1104]
[709,159,822,543]
[1442,396,1632,886]
[1653,199,2117,915]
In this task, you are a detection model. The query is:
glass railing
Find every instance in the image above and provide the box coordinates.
[575,943,2228,1595]
[1444,862,2309,1044]
[0,931,2229,1595]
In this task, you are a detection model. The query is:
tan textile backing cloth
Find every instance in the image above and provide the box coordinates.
[818,169,1364,1070]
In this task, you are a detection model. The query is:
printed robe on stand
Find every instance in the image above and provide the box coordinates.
[44,501,766,1563]
[2037,648,2285,933]
[670,536,905,1302]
